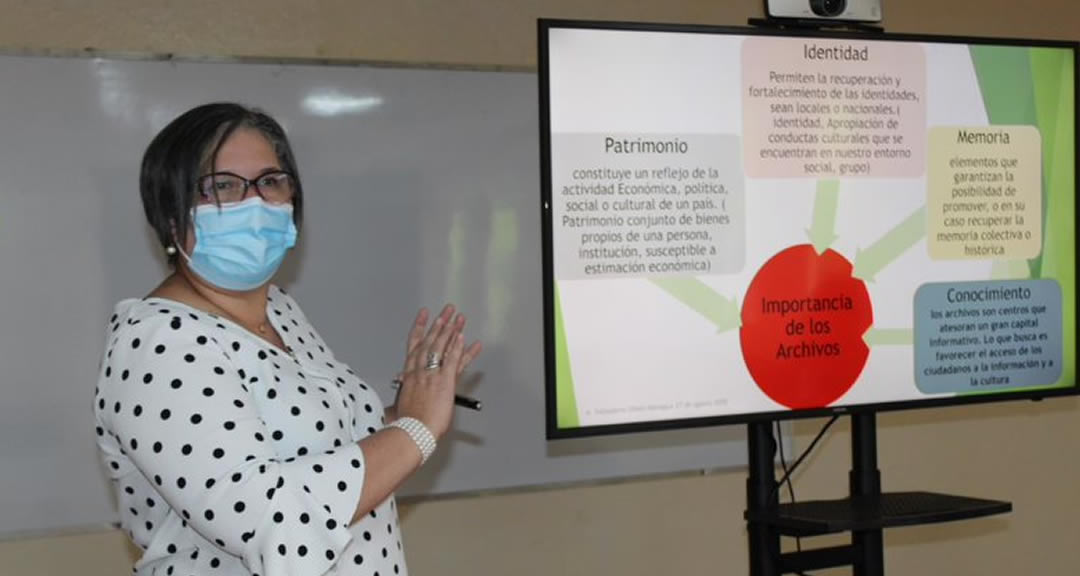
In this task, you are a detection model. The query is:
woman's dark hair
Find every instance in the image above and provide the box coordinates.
[140,102,304,264]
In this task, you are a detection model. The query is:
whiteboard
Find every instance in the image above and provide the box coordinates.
[0,54,750,538]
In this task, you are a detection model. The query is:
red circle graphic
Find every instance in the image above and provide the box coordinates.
[740,245,873,409]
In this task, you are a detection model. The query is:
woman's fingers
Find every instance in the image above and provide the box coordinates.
[442,332,466,380]
[428,313,464,370]
[402,305,479,400]
[404,337,425,375]
[410,304,454,373]
[457,340,483,376]
[405,308,429,359]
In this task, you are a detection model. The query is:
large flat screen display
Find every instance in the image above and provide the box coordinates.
[540,19,1077,438]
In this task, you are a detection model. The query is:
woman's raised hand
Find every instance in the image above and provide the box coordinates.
[393,305,482,439]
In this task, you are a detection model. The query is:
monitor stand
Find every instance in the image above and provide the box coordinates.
[744,412,1012,575]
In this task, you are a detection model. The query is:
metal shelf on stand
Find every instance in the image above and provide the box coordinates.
[744,414,1012,575]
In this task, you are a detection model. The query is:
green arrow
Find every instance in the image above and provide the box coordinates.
[863,328,913,347]
[990,259,1031,280]
[806,180,840,254]
[853,205,926,282]
[649,277,741,333]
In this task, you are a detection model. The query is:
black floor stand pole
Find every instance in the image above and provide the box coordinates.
[745,415,888,576]
[746,421,780,576]
[744,413,1010,575]
[850,413,885,576]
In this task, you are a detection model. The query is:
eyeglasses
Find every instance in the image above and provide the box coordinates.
[197,170,296,205]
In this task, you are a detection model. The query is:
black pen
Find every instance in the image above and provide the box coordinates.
[391,379,483,411]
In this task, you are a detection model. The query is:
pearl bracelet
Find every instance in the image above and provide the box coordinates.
[388,417,437,465]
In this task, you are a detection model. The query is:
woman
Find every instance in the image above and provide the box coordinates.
[93,102,481,576]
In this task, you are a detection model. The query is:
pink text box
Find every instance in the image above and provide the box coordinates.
[742,36,926,179]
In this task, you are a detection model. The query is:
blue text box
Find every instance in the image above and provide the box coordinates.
[914,279,1062,394]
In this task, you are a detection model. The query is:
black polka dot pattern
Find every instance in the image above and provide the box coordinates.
[93,286,406,576]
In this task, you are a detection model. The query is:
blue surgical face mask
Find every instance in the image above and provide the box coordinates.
[180,197,298,292]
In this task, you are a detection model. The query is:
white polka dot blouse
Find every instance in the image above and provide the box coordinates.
[94,285,408,576]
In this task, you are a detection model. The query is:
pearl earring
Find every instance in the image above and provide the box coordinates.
[165,245,177,256]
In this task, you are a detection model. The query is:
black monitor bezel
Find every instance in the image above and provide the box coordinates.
[539,18,1080,440]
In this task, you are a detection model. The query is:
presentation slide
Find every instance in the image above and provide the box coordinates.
[544,27,1076,434]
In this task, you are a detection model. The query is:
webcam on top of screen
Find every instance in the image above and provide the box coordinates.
[752,0,884,32]
[767,0,882,22]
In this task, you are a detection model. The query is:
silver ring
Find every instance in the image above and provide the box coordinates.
[425,351,442,371]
